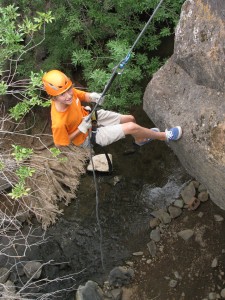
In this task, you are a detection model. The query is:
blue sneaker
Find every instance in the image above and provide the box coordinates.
[134,128,160,146]
[165,126,182,141]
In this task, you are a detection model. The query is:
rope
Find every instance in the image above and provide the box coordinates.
[87,0,164,270]
[88,0,164,120]
[88,131,105,270]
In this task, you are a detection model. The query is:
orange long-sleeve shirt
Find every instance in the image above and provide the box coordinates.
[51,88,89,146]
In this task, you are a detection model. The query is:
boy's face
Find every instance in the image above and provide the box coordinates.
[54,86,73,105]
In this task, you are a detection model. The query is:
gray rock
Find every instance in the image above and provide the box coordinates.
[2,280,16,299]
[24,261,42,279]
[208,292,217,300]
[0,268,10,284]
[110,288,122,300]
[221,288,225,298]
[108,266,134,287]
[169,279,178,288]
[147,240,157,257]
[180,182,196,204]
[211,258,218,268]
[76,280,104,300]
[198,191,209,202]
[214,215,224,222]
[132,252,143,256]
[150,228,161,242]
[173,199,184,208]
[143,0,225,209]
[178,229,194,241]
[160,211,172,224]
[149,217,160,229]
[168,206,182,219]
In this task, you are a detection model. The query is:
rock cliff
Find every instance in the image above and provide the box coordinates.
[143,0,225,208]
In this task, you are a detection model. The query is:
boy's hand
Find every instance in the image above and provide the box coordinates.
[89,92,105,105]
[78,116,92,134]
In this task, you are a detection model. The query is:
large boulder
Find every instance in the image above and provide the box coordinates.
[143,0,225,209]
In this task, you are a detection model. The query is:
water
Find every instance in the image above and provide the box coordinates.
[20,107,190,299]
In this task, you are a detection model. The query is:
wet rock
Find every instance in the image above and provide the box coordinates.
[214,215,224,222]
[180,182,196,204]
[2,280,16,299]
[173,199,184,209]
[150,228,161,242]
[168,206,182,219]
[208,292,217,300]
[169,279,178,288]
[149,217,160,229]
[24,261,42,279]
[76,280,104,300]
[178,229,194,241]
[108,266,134,287]
[160,211,171,224]
[132,252,143,256]
[187,197,201,211]
[198,191,209,202]
[211,258,218,268]
[0,268,10,284]
[109,288,122,300]
[147,240,157,257]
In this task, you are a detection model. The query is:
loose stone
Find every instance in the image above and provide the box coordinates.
[149,217,160,229]
[211,258,218,268]
[147,240,157,257]
[180,182,196,204]
[132,252,143,256]
[173,199,184,208]
[208,292,217,300]
[178,229,194,241]
[221,288,225,298]
[150,228,161,242]
[24,261,42,279]
[214,215,224,222]
[198,191,209,202]
[168,206,182,219]
[169,279,178,288]
[0,267,10,284]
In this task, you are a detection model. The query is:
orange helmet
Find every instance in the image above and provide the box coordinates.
[42,70,72,96]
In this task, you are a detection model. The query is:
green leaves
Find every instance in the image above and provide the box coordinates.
[15,166,35,183]
[11,145,33,162]
[50,148,68,163]
[8,145,35,200]
[8,182,31,199]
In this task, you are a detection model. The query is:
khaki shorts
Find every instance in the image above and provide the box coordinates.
[81,109,125,148]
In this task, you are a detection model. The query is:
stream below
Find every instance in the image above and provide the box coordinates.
[20,107,191,299]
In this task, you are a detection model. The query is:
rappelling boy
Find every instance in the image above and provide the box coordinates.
[42,69,182,148]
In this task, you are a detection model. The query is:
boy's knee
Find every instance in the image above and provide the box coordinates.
[120,114,136,123]
[121,121,139,135]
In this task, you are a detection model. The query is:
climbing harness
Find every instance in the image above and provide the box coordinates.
[87,0,165,270]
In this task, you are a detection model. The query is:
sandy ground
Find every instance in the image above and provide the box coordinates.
[122,198,225,300]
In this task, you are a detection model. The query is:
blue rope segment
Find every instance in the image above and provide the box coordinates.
[119,52,131,70]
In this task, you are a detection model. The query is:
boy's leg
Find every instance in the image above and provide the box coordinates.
[121,122,182,143]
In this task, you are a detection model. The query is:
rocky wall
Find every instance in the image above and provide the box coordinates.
[143,0,225,208]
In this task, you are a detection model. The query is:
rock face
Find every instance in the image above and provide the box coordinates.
[143,0,225,208]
